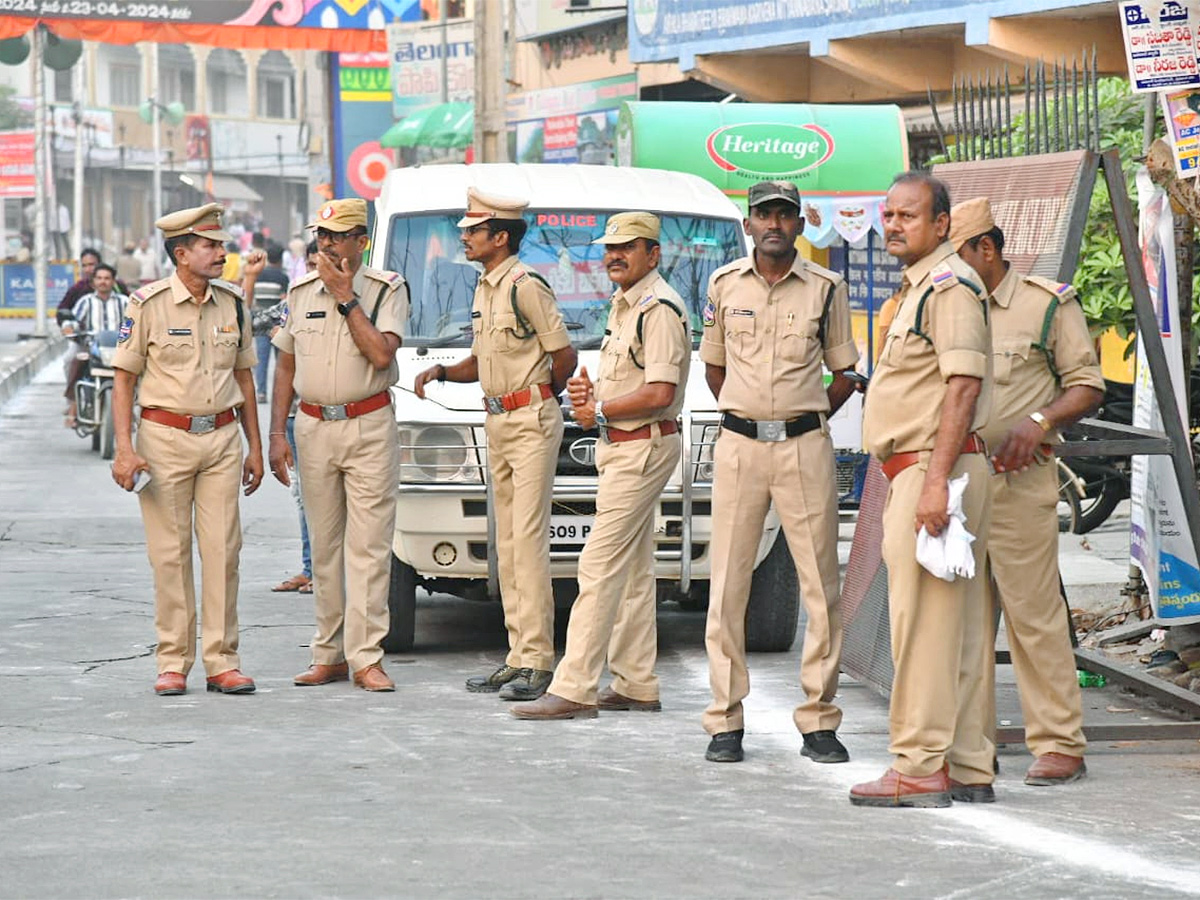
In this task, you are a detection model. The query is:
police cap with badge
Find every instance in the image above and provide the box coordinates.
[747,180,801,210]
[311,198,369,234]
[457,187,528,228]
[155,202,233,243]
[593,211,661,245]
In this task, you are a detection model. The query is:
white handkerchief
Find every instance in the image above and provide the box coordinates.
[915,472,977,582]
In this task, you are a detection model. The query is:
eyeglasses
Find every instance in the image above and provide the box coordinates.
[316,228,367,243]
[461,224,491,237]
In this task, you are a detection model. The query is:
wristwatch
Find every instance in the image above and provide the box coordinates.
[1029,410,1054,433]
[594,400,608,427]
[336,297,360,317]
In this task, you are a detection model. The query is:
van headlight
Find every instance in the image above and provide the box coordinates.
[691,423,720,483]
[399,425,482,484]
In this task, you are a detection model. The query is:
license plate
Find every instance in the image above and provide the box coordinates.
[549,515,593,543]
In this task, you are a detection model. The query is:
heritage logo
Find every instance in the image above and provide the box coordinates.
[705,123,835,177]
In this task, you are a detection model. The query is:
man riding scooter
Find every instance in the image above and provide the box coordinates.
[61,264,127,428]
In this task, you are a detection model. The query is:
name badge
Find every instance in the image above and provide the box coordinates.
[167,328,192,335]
[727,308,755,317]
[306,310,327,319]
[471,311,482,318]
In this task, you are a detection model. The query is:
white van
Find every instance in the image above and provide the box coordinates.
[371,163,816,654]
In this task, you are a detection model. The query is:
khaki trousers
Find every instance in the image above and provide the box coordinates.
[988,461,1086,757]
[550,430,679,704]
[881,452,994,782]
[295,405,398,673]
[704,427,844,735]
[136,418,243,677]
[485,397,562,670]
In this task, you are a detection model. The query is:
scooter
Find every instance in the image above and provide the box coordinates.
[72,329,119,460]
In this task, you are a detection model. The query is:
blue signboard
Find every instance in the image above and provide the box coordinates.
[827,238,904,313]
[629,0,1105,63]
[0,263,76,313]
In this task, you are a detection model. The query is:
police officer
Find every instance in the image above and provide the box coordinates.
[414,188,576,701]
[850,173,994,807]
[268,198,406,693]
[109,203,263,697]
[512,211,690,720]
[701,180,859,764]
[950,197,1103,788]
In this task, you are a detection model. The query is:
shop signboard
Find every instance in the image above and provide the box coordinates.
[0,130,34,199]
[509,75,637,166]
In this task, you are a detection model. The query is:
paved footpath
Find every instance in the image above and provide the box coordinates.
[1,362,1199,900]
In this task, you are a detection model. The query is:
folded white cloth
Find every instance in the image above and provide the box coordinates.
[915,472,977,582]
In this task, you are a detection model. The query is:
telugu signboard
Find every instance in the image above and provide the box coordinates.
[1119,0,1200,92]
[509,75,637,166]
[0,131,35,200]
[385,19,474,120]
[1160,86,1200,174]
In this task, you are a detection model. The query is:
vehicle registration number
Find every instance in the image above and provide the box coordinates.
[549,516,593,542]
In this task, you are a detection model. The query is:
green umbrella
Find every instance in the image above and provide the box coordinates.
[380,102,472,150]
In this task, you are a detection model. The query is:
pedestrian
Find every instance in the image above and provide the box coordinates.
[511,211,689,720]
[268,198,407,693]
[950,197,1103,788]
[109,202,263,697]
[700,180,859,765]
[414,188,577,701]
[850,172,994,807]
[61,263,128,427]
[116,242,141,287]
[55,247,101,325]
[133,237,160,285]
[251,242,290,402]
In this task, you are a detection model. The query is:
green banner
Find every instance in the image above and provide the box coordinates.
[617,101,908,201]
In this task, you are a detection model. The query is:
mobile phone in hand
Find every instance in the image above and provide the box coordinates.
[842,371,870,388]
[132,470,152,493]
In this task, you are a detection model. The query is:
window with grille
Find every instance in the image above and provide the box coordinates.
[256,51,295,119]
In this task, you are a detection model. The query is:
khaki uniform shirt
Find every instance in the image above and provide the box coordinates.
[699,254,859,419]
[470,255,571,397]
[272,265,408,405]
[596,269,691,430]
[112,272,256,415]
[979,268,1104,448]
[862,242,992,461]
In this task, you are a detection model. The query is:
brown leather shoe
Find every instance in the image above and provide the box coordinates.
[205,669,256,694]
[154,672,186,696]
[353,663,395,692]
[850,766,952,808]
[597,685,662,712]
[1025,752,1087,786]
[294,662,350,686]
[510,692,598,720]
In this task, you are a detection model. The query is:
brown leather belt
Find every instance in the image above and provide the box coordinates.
[604,420,680,443]
[483,382,553,414]
[299,390,391,421]
[881,434,986,481]
[141,407,236,435]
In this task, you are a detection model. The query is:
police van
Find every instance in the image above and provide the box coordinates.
[371,163,836,654]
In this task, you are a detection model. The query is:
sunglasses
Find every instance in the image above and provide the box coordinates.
[316,228,367,243]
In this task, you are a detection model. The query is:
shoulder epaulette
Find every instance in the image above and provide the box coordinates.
[803,260,844,287]
[710,259,747,282]
[365,267,405,288]
[292,269,321,289]
[930,262,961,293]
[212,278,244,299]
[128,278,169,305]
[1024,274,1077,303]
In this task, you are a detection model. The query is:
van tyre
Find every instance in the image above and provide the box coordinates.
[382,554,417,653]
[745,531,799,653]
[99,391,115,461]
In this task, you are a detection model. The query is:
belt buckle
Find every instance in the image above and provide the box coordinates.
[484,397,505,415]
[188,414,216,435]
[321,404,349,421]
[756,420,785,442]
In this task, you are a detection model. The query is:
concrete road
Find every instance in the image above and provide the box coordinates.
[2,365,1199,900]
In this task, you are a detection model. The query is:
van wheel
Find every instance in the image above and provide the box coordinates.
[382,555,417,653]
[745,532,799,653]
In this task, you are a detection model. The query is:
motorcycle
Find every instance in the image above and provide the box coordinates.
[71,329,119,460]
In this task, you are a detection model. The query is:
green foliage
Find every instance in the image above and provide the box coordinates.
[0,85,31,130]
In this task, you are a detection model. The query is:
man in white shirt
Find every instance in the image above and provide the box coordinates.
[62,264,128,426]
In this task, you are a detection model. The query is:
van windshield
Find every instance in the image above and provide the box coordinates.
[383,210,743,348]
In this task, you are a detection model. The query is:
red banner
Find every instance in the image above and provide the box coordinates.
[0,131,35,200]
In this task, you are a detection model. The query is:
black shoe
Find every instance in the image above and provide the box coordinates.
[800,730,849,764]
[498,668,552,701]
[950,780,996,803]
[706,729,744,763]
[465,664,520,693]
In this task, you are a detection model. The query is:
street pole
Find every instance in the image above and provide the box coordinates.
[31,27,48,337]
[439,0,448,105]
[72,52,84,260]
[473,0,508,163]
[150,42,162,242]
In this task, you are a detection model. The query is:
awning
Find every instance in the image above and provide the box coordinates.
[381,102,473,150]
[195,174,263,203]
